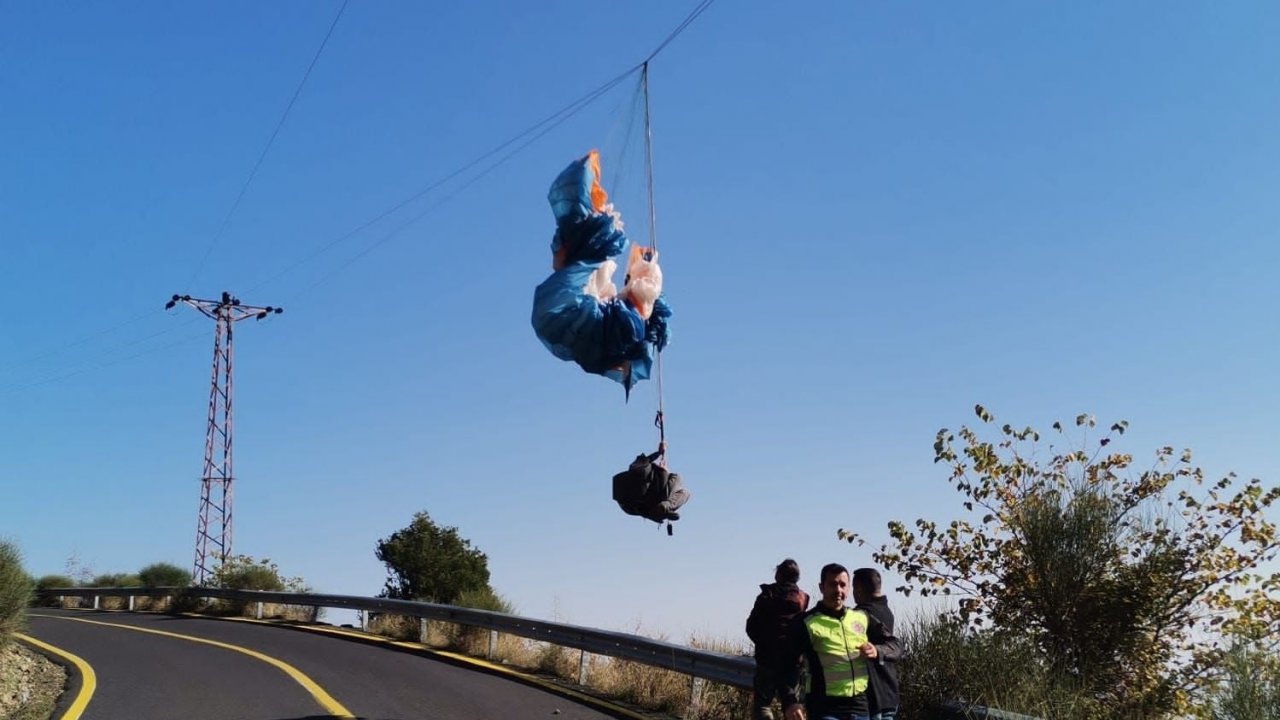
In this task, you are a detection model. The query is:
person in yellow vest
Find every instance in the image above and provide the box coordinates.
[780,563,901,720]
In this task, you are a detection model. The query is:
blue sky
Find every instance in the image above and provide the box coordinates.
[2,1,1277,643]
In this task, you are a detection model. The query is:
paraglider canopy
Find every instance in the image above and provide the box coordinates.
[531,150,671,395]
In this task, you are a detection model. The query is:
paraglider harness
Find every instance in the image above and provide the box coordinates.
[612,443,689,536]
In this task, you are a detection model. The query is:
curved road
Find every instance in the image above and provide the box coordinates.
[26,609,628,720]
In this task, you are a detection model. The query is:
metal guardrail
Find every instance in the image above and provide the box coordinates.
[35,587,1043,719]
[34,586,754,689]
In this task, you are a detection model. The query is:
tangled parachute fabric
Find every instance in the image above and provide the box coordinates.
[532,151,671,395]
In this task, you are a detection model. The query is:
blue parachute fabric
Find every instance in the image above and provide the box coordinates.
[646,295,672,352]
[532,153,670,391]
[533,264,647,375]
[553,212,624,267]
[548,157,597,227]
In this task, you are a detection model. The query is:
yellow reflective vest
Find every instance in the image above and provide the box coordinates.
[804,607,871,698]
[783,605,899,715]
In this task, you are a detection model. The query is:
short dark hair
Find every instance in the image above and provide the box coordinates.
[775,559,800,584]
[852,567,882,594]
[819,562,848,584]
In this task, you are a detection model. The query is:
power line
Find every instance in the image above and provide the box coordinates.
[184,0,351,292]
[249,0,718,295]
[4,0,718,392]
[246,64,642,295]
[0,327,209,395]
[0,309,158,372]
[279,69,644,299]
[645,0,717,63]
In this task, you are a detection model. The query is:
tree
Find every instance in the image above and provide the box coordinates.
[375,511,490,604]
[840,406,1280,718]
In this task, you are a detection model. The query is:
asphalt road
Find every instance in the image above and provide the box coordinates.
[26,609,626,720]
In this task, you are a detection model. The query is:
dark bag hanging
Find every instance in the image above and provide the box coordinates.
[612,453,690,530]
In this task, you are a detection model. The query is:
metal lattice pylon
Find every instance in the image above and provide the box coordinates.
[167,291,282,585]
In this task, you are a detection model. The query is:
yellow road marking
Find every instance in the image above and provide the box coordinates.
[29,614,354,719]
[15,633,96,720]
[208,615,651,720]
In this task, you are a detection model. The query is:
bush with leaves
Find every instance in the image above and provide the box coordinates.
[90,572,142,588]
[207,554,311,617]
[443,586,515,651]
[897,611,1102,719]
[138,562,191,588]
[840,406,1280,718]
[0,541,33,644]
[375,511,490,604]
[34,575,72,592]
[83,572,142,610]
[210,555,307,592]
[31,575,73,608]
[1208,631,1280,720]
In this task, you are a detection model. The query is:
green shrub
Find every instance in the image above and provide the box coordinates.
[31,575,74,608]
[454,586,514,614]
[90,573,142,588]
[138,562,191,588]
[211,555,288,591]
[209,555,310,617]
[0,542,34,644]
[35,575,73,591]
[1208,635,1280,720]
[898,611,1101,720]
[445,585,514,651]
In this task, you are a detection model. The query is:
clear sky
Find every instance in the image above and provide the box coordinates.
[2,1,1277,644]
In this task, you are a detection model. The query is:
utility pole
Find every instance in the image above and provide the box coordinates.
[166,292,282,585]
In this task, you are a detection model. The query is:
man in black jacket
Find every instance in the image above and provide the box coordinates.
[746,559,811,720]
[853,568,898,720]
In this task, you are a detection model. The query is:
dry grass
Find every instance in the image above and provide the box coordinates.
[361,614,749,719]
[211,599,317,622]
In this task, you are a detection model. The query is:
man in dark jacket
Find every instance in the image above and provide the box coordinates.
[853,568,898,720]
[746,559,811,720]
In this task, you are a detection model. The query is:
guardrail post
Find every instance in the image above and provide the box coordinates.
[255,601,263,620]
[419,618,428,644]
[578,649,589,685]
[487,630,497,659]
[128,596,135,611]
[685,676,703,719]
[93,595,100,610]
